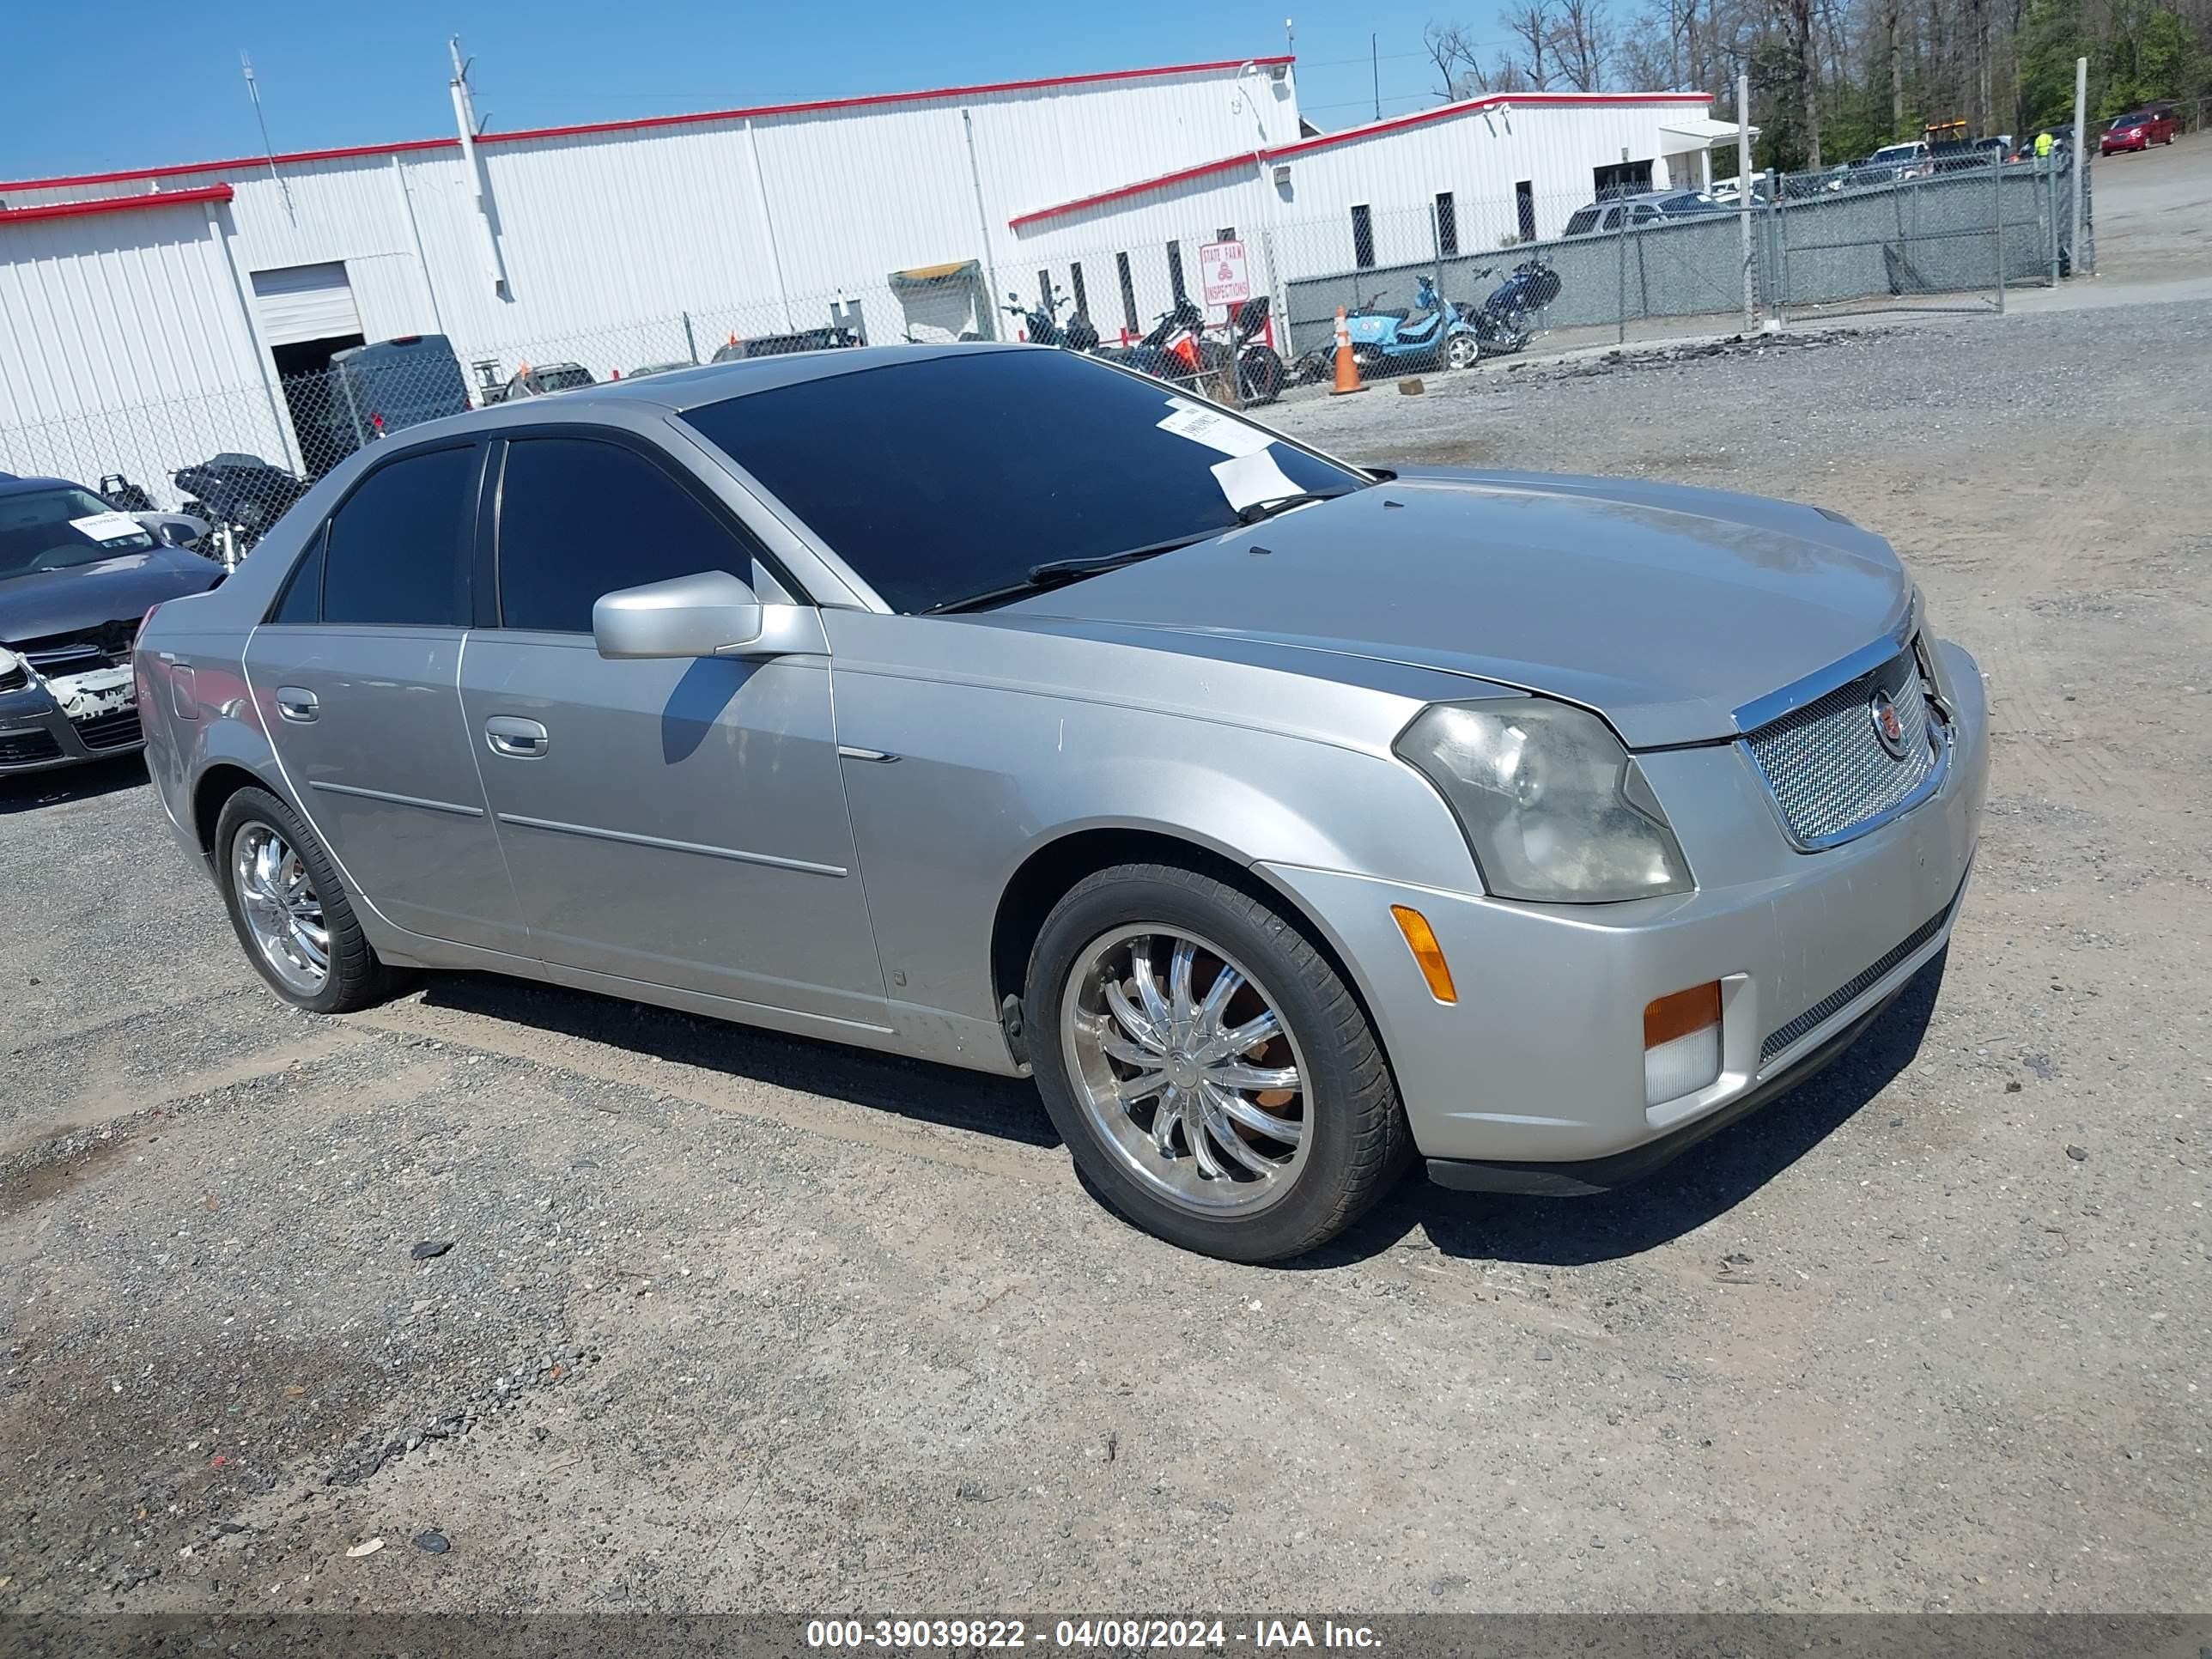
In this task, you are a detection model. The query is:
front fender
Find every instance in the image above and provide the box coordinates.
[826,641,1477,1036]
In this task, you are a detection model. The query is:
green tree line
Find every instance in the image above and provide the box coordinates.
[1425,0,2209,171]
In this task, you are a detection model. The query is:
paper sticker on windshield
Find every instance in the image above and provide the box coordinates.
[1158,404,1274,458]
[1209,448,1304,514]
[69,512,148,544]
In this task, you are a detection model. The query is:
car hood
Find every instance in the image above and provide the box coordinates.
[1000,468,1913,748]
[0,546,224,646]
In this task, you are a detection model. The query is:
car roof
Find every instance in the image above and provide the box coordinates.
[0,475,83,499]
[520,342,1020,412]
[325,342,1030,453]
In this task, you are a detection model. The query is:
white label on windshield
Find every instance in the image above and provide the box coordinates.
[1209,447,1304,514]
[1158,404,1275,458]
[69,512,148,544]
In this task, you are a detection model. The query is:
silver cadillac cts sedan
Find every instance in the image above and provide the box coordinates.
[135,344,1987,1262]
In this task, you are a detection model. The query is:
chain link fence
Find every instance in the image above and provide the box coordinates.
[1275,149,2092,367]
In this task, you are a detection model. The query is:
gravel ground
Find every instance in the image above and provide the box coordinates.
[4,249,2209,1615]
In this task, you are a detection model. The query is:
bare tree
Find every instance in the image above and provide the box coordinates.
[1780,0,1824,163]
[1557,0,1617,87]
[1505,0,1559,88]
[1887,0,1905,136]
[1424,21,1487,98]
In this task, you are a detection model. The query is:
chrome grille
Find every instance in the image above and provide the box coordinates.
[1743,648,1939,847]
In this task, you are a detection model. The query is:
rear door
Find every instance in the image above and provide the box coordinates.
[459,428,886,1028]
[246,440,527,954]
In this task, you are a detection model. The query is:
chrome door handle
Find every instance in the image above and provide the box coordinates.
[484,715,550,758]
[276,687,319,723]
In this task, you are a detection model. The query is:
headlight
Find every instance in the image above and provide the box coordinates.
[1394,698,1693,903]
[0,647,26,687]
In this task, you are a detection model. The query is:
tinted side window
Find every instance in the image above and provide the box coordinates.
[269,529,325,624]
[321,445,477,627]
[496,437,757,633]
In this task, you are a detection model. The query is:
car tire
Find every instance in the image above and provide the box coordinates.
[216,786,403,1015]
[1024,862,1412,1262]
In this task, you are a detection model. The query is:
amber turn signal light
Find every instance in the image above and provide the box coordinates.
[1644,981,1723,1049]
[1389,906,1458,1004]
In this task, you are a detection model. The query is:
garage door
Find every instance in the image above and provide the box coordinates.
[251,262,362,345]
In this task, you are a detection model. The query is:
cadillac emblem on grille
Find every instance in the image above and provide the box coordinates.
[1869,688,1910,759]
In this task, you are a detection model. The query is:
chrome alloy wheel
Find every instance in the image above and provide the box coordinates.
[1060,925,1313,1216]
[232,822,329,995]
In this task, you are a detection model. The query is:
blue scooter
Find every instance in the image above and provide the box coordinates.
[1340,275,1481,376]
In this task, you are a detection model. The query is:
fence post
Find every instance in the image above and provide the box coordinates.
[1736,71,1756,331]
[1615,149,1629,346]
[2070,57,2089,277]
[1771,173,1789,326]
[2045,155,2060,286]
[683,311,699,365]
[1992,146,2006,313]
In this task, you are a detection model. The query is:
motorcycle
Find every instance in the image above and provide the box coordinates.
[1464,254,1561,357]
[1004,290,1101,354]
[1091,297,1219,389]
[173,453,313,562]
[1219,296,1285,407]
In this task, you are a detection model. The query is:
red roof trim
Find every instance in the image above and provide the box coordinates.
[0,56,1297,194]
[1008,153,1256,228]
[1009,89,1715,228]
[0,183,234,226]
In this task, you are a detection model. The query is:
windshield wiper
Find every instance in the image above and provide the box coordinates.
[921,531,1224,616]
[1234,489,1357,525]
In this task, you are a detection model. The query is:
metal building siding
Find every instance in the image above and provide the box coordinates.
[1273,103,1688,245]
[1010,100,1706,276]
[0,203,293,501]
[0,201,252,417]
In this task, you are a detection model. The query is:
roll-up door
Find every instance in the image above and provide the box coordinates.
[251,262,362,345]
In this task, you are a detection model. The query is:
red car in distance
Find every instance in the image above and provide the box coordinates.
[2101,104,2178,154]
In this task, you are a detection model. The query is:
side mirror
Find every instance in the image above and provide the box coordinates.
[136,511,210,548]
[592,570,764,660]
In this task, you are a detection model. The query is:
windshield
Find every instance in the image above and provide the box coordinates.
[0,486,156,579]
[1871,144,1919,163]
[680,350,1366,615]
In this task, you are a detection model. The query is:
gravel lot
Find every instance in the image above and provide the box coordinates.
[3,152,2207,1616]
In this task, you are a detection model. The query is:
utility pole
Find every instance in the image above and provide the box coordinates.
[1285,17,1295,57]
[1371,33,1381,121]
[449,38,509,295]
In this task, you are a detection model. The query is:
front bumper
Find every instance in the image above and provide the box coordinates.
[0,682,145,774]
[1258,636,1990,1178]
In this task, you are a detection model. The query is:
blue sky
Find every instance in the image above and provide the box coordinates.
[7,0,1523,180]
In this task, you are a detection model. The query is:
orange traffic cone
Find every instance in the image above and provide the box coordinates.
[1329,307,1365,396]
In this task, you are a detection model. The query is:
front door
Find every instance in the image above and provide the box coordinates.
[461,431,886,1030]
[246,439,527,954]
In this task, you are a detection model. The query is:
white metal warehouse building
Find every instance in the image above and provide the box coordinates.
[0,51,1740,499]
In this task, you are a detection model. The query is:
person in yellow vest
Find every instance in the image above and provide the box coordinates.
[2034,130,2057,160]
